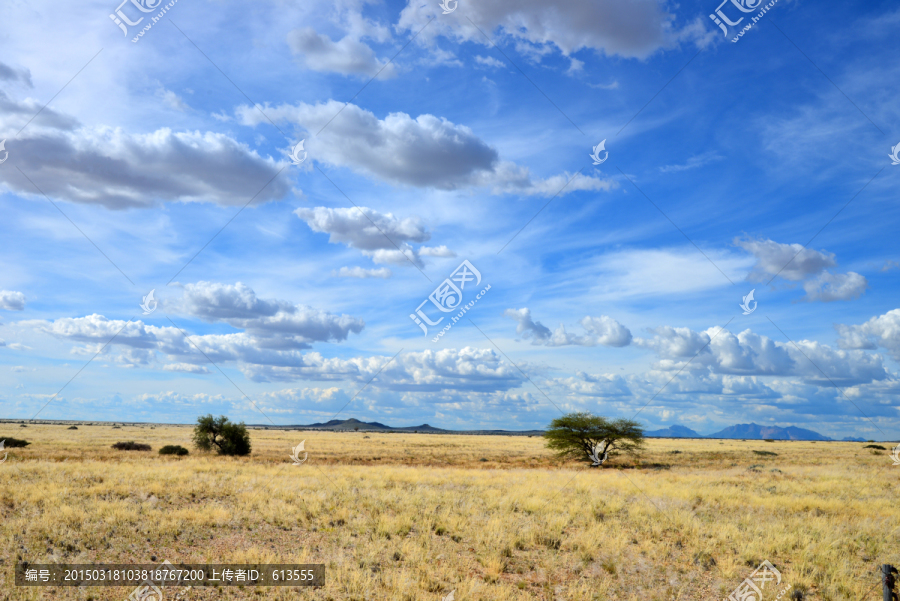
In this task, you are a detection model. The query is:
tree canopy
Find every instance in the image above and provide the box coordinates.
[192,414,252,456]
[544,412,644,467]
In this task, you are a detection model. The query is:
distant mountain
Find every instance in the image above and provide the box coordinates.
[645,425,702,438]
[704,423,831,441]
[300,418,394,431]
[841,436,867,442]
[250,418,541,436]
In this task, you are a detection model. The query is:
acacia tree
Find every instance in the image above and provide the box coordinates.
[192,415,251,456]
[544,412,644,467]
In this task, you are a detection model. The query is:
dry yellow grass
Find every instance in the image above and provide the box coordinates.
[0,424,897,600]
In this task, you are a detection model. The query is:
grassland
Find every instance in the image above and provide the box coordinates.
[0,423,897,600]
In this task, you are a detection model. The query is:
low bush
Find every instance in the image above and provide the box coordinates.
[159,445,189,456]
[111,441,151,451]
[67,426,78,430]
[0,437,30,448]
[864,444,886,450]
[752,450,777,456]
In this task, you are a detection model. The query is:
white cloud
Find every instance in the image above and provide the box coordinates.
[552,371,632,398]
[636,325,887,387]
[162,363,211,374]
[295,206,450,268]
[566,57,584,75]
[21,282,365,375]
[332,266,392,278]
[504,308,552,341]
[736,237,867,302]
[0,92,290,209]
[241,347,525,390]
[802,271,867,302]
[475,55,505,69]
[0,290,25,311]
[178,281,365,348]
[736,237,836,281]
[134,391,223,406]
[287,27,397,78]
[578,316,633,347]
[836,309,900,362]
[257,386,351,413]
[397,0,707,60]
[235,100,614,195]
[504,308,632,347]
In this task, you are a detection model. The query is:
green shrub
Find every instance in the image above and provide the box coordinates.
[864,444,886,450]
[192,415,251,456]
[752,450,777,456]
[111,441,151,451]
[159,445,189,456]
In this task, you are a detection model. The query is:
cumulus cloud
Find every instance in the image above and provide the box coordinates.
[396,0,707,60]
[552,371,632,398]
[20,288,523,391]
[259,386,350,406]
[504,308,632,347]
[235,100,614,195]
[295,206,451,268]
[178,281,365,348]
[735,237,866,302]
[287,27,397,78]
[736,237,837,281]
[636,325,886,387]
[802,271,867,302]
[836,309,900,362]
[0,290,25,311]
[22,281,365,375]
[0,92,290,209]
[247,347,524,390]
[504,308,552,341]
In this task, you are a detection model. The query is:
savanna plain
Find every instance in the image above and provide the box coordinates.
[0,423,897,600]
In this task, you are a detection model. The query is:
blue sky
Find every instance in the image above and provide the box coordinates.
[0,0,898,439]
